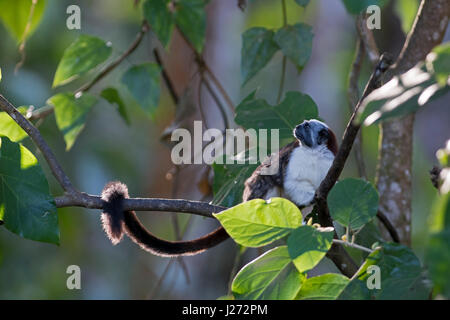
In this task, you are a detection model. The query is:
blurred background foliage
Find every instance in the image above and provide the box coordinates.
[0,0,448,299]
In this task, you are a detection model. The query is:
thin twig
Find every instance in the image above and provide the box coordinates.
[202,75,231,129]
[332,239,374,254]
[377,210,400,243]
[27,22,150,121]
[176,26,235,114]
[347,38,367,179]
[153,48,179,105]
[76,21,150,94]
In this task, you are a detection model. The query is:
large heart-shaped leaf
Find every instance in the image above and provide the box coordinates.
[53,35,112,87]
[48,92,98,150]
[235,91,318,141]
[232,246,305,300]
[0,137,59,244]
[296,273,349,300]
[121,63,161,116]
[328,178,379,230]
[0,0,47,43]
[274,23,313,70]
[241,27,279,85]
[214,198,303,247]
[287,225,334,272]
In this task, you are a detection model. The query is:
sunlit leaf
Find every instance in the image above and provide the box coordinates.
[0,137,59,244]
[53,35,112,87]
[214,198,303,247]
[232,246,305,300]
[287,225,334,273]
[121,63,161,116]
[48,92,98,150]
[328,178,379,230]
[0,106,28,142]
[241,27,279,85]
[0,0,47,43]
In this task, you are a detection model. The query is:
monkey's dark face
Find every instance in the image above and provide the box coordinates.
[294,119,330,149]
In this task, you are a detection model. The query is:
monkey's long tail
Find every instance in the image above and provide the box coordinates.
[101,181,229,257]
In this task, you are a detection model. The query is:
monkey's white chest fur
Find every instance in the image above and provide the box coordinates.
[266,146,334,207]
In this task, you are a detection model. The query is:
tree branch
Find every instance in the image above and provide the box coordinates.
[314,54,393,278]
[0,94,76,195]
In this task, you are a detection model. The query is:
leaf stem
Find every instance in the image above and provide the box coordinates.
[332,239,374,254]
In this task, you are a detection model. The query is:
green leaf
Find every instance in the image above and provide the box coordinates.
[274,23,313,70]
[143,0,174,47]
[47,92,98,150]
[287,225,334,273]
[0,0,47,43]
[214,198,303,247]
[341,0,388,15]
[53,34,112,87]
[295,0,310,7]
[0,68,2,82]
[338,243,428,300]
[0,137,59,244]
[174,0,206,53]
[429,43,450,86]
[235,91,318,141]
[328,178,379,230]
[121,63,161,116]
[296,273,349,300]
[0,106,28,142]
[394,0,420,34]
[212,161,258,207]
[241,27,279,85]
[100,87,130,125]
[232,246,305,300]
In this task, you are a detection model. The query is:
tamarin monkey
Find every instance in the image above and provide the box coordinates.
[101,119,337,256]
